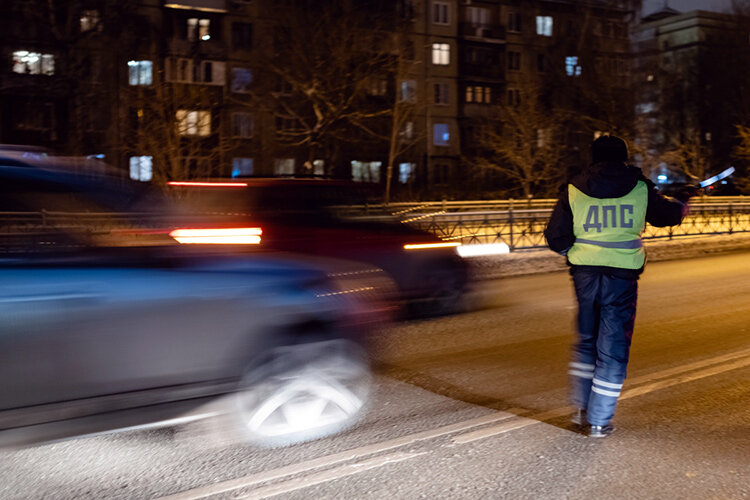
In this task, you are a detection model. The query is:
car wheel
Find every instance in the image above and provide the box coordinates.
[233,338,371,448]
[410,268,467,318]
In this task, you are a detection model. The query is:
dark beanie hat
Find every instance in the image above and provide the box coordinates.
[591,135,628,163]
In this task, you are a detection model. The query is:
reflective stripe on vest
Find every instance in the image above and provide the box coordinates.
[574,238,643,249]
[567,181,648,269]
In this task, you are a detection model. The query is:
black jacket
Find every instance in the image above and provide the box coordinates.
[544,161,686,278]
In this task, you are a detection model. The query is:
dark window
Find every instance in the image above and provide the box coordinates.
[508,51,521,70]
[508,12,521,32]
[232,22,253,48]
[537,54,546,72]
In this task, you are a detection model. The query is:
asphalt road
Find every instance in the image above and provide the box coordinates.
[1,251,748,500]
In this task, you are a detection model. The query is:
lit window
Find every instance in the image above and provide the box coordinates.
[466,7,490,26]
[313,159,325,175]
[470,85,491,104]
[12,51,55,75]
[232,158,253,178]
[232,112,254,138]
[231,67,253,93]
[129,156,153,182]
[176,110,211,136]
[536,16,553,36]
[433,123,450,146]
[368,77,388,96]
[80,10,101,32]
[432,43,450,65]
[399,162,415,183]
[351,161,381,182]
[128,60,152,86]
[566,56,581,76]
[400,80,416,102]
[433,2,450,25]
[188,18,211,41]
[400,121,415,141]
[195,60,225,85]
[274,158,295,175]
[165,58,224,85]
[434,83,449,105]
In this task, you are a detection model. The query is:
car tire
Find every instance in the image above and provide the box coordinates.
[233,338,371,448]
[409,267,467,318]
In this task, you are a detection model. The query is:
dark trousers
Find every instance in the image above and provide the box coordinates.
[569,270,638,426]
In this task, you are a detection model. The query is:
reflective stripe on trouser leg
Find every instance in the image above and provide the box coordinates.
[570,272,602,410]
[586,274,638,426]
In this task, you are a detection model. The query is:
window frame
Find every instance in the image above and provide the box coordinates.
[432,1,450,25]
[432,43,450,66]
[127,60,153,86]
[176,109,211,137]
[434,82,450,105]
[231,112,254,138]
[433,123,450,146]
[536,15,553,36]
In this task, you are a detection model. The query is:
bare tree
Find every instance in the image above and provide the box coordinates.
[123,77,235,185]
[236,1,396,174]
[659,130,712,183]
[470,78,568,198]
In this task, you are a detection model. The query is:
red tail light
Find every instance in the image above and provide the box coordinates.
[167,181,248,187]
[169,227,262,245]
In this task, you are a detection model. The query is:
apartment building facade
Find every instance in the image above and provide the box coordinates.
[1,0,641,198]
[632,7,748,183]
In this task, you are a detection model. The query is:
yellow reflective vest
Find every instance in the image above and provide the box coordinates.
[567,181,648,269]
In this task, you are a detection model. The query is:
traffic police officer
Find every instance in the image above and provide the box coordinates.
[545,135,692,437]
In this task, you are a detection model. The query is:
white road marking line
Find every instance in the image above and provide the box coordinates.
[620,355,750,401]
[626,347,750,386]
[158,348,750,499]
[452,351,750,444]
[155,412,515,500]
[452,417,538,444]
[238,451,426,500]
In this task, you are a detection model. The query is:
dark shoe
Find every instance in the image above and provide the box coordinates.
[589,424,615,438]
[571,408,587,426]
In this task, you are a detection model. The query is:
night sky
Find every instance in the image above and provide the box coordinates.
[642,0,735,15]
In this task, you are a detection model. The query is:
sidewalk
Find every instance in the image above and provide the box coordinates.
[468,232,750,279]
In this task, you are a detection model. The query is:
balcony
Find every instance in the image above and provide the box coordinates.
[459,23,505,41]
[459,62,504,79]
[164,0,227,13]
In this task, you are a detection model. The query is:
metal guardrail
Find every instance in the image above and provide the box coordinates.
[400,201,750,251]
[335,196,747,217]
[2,198,749,254]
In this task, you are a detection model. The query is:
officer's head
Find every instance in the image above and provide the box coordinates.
[591,135,628,164]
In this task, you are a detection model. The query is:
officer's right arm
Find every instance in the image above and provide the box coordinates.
[644,179,687,227]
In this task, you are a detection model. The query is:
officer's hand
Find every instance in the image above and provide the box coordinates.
[673,184,700,203]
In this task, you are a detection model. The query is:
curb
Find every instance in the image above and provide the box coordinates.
[466,233,750,279]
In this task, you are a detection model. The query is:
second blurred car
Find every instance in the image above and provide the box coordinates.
[168,178,471,317]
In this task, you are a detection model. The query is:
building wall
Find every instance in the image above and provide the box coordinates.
[0,0,643,197]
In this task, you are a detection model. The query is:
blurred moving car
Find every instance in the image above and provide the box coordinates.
[168,178,470,317]
[0,163,388,448]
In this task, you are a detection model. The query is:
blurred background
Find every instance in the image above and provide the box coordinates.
[1,0,749,201]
